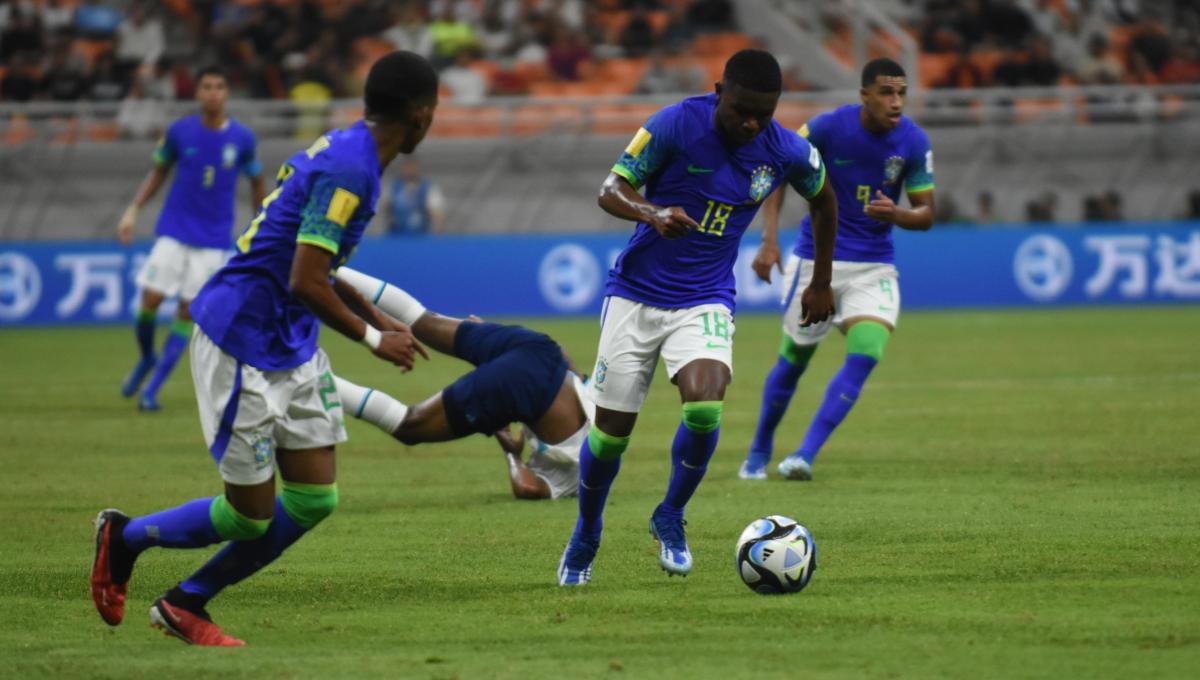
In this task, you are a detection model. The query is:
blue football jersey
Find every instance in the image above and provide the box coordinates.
[793,104,934,264]
[191,121,381,370]
[607,94,826,312]
[153,115,261,249]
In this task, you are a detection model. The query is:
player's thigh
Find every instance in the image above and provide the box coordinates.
[587,297,663,414]
[660,304,735,386]
[781,258,837,347]
[272,348,347,471]
[179,246,230,301]
[276,445,336,486]
[191,328,279,487]
[137,236,186,298]
[837,263,900,332]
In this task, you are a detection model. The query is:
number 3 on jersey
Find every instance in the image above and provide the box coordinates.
[698,199,732,236]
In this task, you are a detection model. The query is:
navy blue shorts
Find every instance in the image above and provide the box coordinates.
[441,322,568,436]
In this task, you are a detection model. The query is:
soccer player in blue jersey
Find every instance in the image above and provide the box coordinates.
[557,50,838,586]
[90,52,438,646]
[739,58,935,482]
[331,267,593,501]
[118,66,265,412]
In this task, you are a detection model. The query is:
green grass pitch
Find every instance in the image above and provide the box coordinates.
[1,307,1198,679]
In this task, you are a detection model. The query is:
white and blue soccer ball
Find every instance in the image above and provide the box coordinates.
[735,515,817,595]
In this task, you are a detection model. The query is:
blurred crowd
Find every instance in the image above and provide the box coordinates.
[913,0,1200,88]
[0,0,737,107]
[936,187,1200,225]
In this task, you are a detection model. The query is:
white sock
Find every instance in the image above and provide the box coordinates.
[335,375,409,434]
[337,267,427,326]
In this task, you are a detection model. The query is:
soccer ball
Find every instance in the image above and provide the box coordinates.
[735,515,817,595]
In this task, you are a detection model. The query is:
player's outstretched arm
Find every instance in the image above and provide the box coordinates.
[799,181,837,326]
[291,245,427,370]
[753,187,787,282]
[117,165,172,245]
[865,189,934,231]
[335,267,462,357]
[495,427,552,500]
[598,173,698,239]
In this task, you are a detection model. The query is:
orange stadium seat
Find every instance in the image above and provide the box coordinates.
[429,104,504,138]
[591,102,659,135]
[968,51,1005,85]
[1013,97,1065,123]
[919,53,957,88]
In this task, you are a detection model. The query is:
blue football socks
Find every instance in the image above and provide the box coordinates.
[179,498,307,600]
[574,429,626,539]
[134,308,156,359]
[795,353,877,463]
[142,320,192,401]
[122,497,222,553]
[660,420,719,518]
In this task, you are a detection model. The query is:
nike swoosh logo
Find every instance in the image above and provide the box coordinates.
[833,159,854,165]
[705,342,728,349]
[878,306,895,311]
[687,165,715,174]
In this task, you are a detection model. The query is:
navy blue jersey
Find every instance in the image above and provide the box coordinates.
[154,115,260,249]
[607,94,826,312]
[192,122,380,370]
[793,104,934,264]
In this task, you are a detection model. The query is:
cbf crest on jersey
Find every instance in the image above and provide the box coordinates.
[222,143,239,169]
[749,164,776,203]
[882,155,905,186]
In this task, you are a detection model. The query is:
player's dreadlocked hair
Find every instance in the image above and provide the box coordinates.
[861,58,906,87]
[722,49,782,93]
[364,51,439,121]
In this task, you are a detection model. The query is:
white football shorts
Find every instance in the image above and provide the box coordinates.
[587,296,735,413]
[136,235,228,300]
[191,328,347,486]
[781,257,900,346]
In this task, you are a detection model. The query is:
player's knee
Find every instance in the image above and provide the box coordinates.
[280,481,339,530]
[779,334,817,366]
[210,494,271,541]
[587,426,629,461]
[681,400,723,434]
[846,321,891,361]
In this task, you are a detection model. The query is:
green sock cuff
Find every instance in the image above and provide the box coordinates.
[681,400,723,433]
[280,481,339,529]
[169,319,194,338]
[209,495,270,541]
[136,309,156,324]
[846,321,890,361]
[779,334,818,366]
[587,426,629,461]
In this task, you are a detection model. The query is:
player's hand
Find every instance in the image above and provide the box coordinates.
[752,241,784,283]
[373,327,430,372]
[799,282,834,327]
[649,206,699,239]
[117,206,137,245]
[494,426,526,456]
[864,190,896,222]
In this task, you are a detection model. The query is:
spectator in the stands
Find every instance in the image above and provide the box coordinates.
[935,49,986,88]
[637,50,705,94]
[0,51,39,102]
[384,4,435,59]
[984,0,1034,47]
[688,0,734,32]
[1025,191,1058,222]
[1024,34,1061,85]
[39,0,75,34]
[548,27,591,81]
[39,40,91,101]
[1078,33,1126,84]
[1160,42,1200,83]
[89,52,129,102]
[619,8,656,57]
[441,49,488,103]
[1,6,43,64]
[114,3,164,76]
[476,2,513,58]
[1127,16,1171,81]
[429,5,478,68]
[74,0,123,40]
